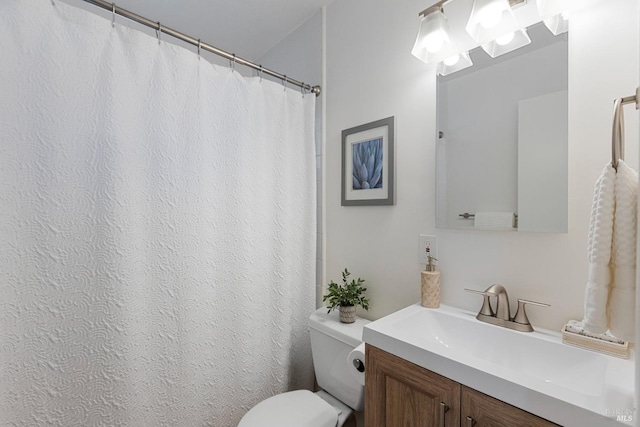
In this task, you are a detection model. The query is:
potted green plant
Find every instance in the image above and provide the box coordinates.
[323,268,370,323]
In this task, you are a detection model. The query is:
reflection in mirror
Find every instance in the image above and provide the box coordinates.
[436,23,568,233]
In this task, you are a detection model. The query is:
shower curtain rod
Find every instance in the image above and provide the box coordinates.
[80,0,322,96]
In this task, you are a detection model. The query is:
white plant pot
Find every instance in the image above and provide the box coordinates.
[339,305,356,324]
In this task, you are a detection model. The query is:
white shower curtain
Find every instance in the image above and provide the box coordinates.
[0,1,316,426]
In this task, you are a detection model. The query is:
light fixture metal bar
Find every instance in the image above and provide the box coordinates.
[419,0,448,17]
[508,0,527,8]
[81,0,321,96]
[419,0,526,17]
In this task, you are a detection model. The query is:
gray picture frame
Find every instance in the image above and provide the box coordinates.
[341,116,395,206]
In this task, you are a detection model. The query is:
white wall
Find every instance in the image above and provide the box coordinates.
[325,0,435,318]
[637,3,640,421]
[325,0,639,332]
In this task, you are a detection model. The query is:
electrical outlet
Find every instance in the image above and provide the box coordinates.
[418,234,438,264]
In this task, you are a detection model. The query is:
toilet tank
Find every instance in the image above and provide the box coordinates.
[308,307,370,411]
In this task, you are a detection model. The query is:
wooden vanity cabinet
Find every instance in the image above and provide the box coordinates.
[365,345,559,427]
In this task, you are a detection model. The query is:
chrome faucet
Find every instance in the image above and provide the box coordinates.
[484,284,510,321]
[464,285,549,333]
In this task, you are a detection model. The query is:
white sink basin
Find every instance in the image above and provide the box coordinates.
[363,304,634,427]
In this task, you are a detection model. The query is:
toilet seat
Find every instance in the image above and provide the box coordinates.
[238,390,339,427]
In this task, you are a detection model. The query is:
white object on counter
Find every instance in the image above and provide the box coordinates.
[474,211,516,229]
[347,343,366,386]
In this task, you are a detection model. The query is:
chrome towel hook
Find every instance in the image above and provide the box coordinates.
[611,98,625,170]
[611,87,639,170]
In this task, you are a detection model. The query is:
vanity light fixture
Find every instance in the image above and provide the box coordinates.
[537,0,574,35]
[437,51,473,75]
[536,0,574,17]
[465,0,526,44]
[543,12,569,35]
[413,0,566,74]
[411,1,458,64]
[481,27,531,58]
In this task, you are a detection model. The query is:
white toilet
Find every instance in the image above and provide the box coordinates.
[238,307,370,427]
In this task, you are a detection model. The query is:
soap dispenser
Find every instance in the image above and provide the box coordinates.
[421,255,440,308]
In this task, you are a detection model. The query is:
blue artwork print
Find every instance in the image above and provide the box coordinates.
[352,137,383,190]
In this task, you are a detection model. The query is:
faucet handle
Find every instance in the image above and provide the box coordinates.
[464,288,494,316]
[513,299,550,326]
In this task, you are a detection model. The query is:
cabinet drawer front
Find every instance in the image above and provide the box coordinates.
[462,386,560,427]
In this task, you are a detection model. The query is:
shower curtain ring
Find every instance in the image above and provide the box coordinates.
[282,76,288,91]
[301,84,305,98]
[156,22,162,44]
[258,65,263,82]
[230,54,236,72]
[197,39,201,59]
[111,3,116,28]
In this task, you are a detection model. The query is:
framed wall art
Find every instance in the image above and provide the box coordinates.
[341,116,395,206]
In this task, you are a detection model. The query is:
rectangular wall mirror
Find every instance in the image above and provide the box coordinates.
[436,23,568,233]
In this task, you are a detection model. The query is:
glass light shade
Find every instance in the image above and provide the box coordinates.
[536,0,575,18]
[437,51,473,76]
[465,0,519,44]
[481,28,531,58]
[543,13,569,35]
[411,10,458,64]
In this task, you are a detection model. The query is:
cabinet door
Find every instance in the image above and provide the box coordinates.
[462,386,560,427]
[365,345,460,427]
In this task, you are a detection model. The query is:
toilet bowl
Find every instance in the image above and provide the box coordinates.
[238,307,370,427]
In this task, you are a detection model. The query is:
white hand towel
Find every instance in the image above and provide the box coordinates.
[582,164,615,334]
[609,160,637,341]
[474,212,515,229]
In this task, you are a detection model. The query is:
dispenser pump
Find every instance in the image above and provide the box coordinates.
[420,255,440,308]
[421,255,440,308]
[425,255,438,272]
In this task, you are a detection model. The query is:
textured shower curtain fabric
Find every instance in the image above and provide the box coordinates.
[0,1,316,426]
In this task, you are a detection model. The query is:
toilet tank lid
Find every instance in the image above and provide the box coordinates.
[237,390,338,427]
[308,307,370,348]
